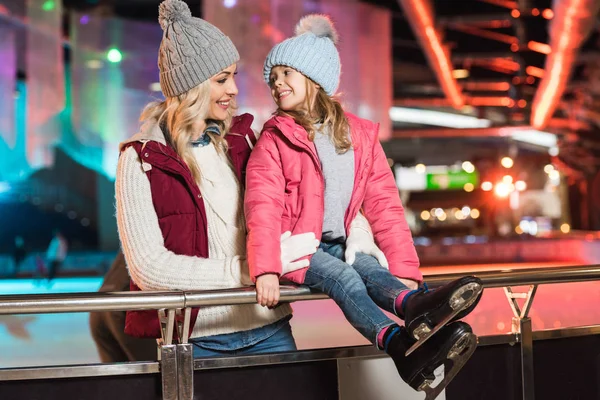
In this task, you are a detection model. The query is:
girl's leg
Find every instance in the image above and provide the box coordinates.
[319,244,411,316]
[348,252,483,357]
[350,252,411,314]
[349,252,483,342]
[303,248,395,344]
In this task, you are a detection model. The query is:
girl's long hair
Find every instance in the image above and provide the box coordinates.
[276,77,350,153]
[140,81,235,183]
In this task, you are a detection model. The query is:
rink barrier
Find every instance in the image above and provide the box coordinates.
[1,264,600,400]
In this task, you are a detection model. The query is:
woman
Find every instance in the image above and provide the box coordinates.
[115,0,382,358]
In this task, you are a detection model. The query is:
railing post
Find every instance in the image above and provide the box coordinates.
[161,345,178,400]
[520,317,535,400]
[176,344,194,400]
[159,309,181,400]
[504,285,537,400]
[158,307,194,400]
[176,308,194,400]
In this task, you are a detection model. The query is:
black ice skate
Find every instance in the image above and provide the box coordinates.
[403,276,483,356]
[384,321,477,400]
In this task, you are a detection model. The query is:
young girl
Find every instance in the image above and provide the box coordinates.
[245,15,483,395]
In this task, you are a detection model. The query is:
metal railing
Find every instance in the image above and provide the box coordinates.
[1,264,600,400]
[2,264,599,315]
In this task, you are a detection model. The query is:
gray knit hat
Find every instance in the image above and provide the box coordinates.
[158,0,239,97]
[263,14,341,96]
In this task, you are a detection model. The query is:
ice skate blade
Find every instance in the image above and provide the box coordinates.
[450,282,482,311]
[406,282,483,356]
[421,333,478,400]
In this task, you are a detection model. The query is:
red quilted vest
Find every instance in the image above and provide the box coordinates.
[123,114,255,338]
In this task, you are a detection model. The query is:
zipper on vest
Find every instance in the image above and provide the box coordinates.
[140,142,152,171]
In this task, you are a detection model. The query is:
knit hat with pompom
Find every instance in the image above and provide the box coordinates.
[263,14,341,96]
[157,0,239,97]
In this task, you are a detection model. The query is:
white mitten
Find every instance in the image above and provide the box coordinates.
[345,212,389,268]
[280,231,319,274]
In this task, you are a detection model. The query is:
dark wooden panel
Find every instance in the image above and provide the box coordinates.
[447,335,600,400]
[446,343,522,400]
[533,335,600,400]
[193,360,339,400]
[0,374,161,400]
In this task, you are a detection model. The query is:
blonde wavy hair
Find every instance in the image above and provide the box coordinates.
[276,77,350,153]
[140,80,235,183]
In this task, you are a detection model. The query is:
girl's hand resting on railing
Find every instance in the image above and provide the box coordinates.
[256,274,281,307]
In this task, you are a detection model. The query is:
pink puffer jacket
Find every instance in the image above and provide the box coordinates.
[245,112,422,284]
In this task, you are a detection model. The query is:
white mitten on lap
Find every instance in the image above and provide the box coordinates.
[345,212,389,268]
[280,231,319,274]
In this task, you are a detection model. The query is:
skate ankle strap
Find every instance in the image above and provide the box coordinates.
[383,326,401,352]
[401,284,429,312]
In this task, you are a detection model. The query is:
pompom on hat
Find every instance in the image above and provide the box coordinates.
[263,14,341,96]
[157,0,239,97]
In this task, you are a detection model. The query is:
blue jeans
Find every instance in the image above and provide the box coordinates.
[303,242,409,344]
[191,318,296,358]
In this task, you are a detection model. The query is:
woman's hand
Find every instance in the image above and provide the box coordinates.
[280,231,319,274]
[256,274,280,307]
[345,212,388,268]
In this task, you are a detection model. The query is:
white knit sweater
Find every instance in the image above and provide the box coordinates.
[116,142,292,339]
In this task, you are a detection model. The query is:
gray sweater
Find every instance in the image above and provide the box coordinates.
[313,125,355,242]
